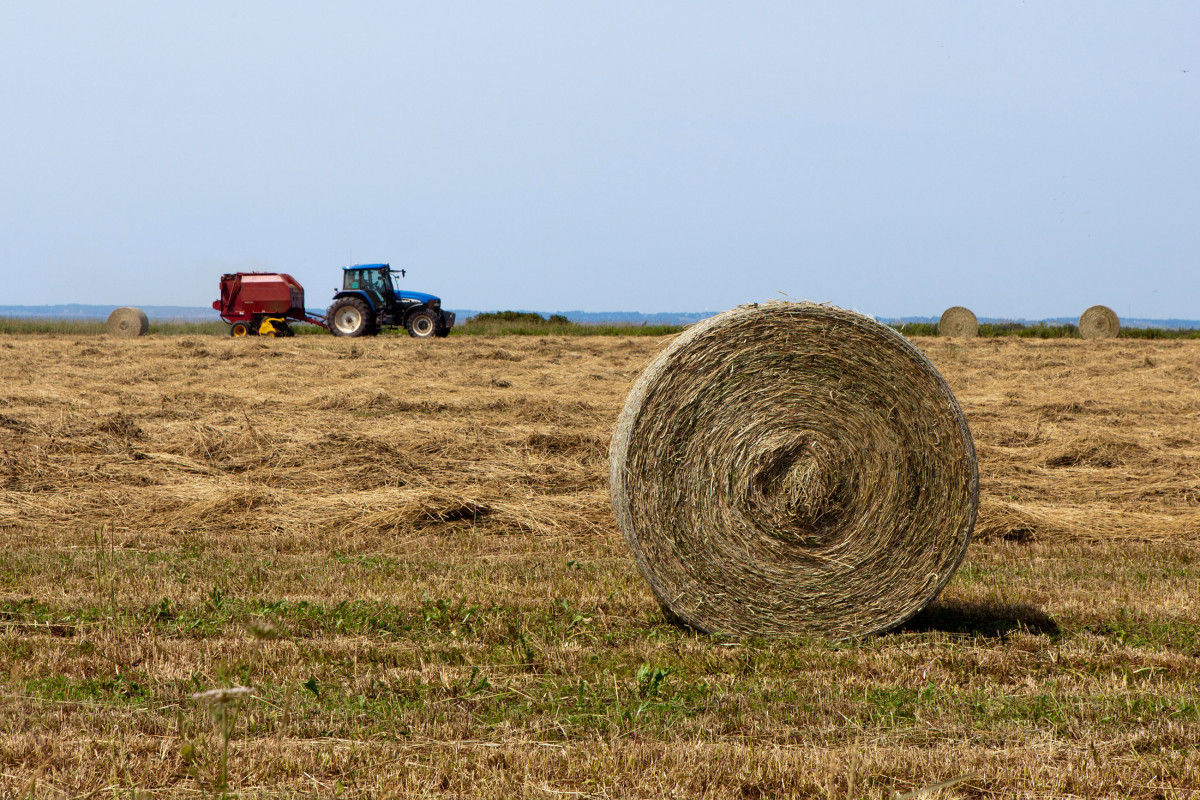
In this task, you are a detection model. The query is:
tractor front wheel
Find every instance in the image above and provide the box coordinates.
[407,310,437,338]
[328,298,373,337]
[229,322,251,337]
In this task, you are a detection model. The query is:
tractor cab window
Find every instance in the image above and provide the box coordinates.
[343,269,386,291]
[344,267,394,296]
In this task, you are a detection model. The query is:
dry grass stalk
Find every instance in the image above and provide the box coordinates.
[610,303,978,638]
[192,686,254,793]
[105,307,149,338]
[937,306,978,338]
[1078,304,1119,339]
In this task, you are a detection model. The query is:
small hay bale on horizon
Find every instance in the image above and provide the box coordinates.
[938,306,978,338]
[1078,305,1119,339]
[106,307,149,338]
[609,302,978,639]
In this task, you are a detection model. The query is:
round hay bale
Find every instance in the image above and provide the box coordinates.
[609,302,978,638]
[106,307,149,338]
[937,306,978,338]
[1078,305,1119,339]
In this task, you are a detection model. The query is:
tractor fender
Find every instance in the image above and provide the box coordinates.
[331,290,377,312]
[403,304,438,326]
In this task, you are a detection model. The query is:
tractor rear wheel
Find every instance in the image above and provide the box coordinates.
[328,298,372,337]
[229,322,251,337]
[407,310,437,338]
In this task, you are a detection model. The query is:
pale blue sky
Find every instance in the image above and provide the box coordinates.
[2,2,1196,318]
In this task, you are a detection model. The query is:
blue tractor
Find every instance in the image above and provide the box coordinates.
[325,264,455,338]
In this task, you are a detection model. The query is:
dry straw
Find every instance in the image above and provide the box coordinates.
[609,302,978,638]
[1078,305,1119,339]
[937,306,978,339]
[106,307,149,338]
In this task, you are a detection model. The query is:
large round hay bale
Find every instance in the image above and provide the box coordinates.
[609,302,978,638]
[106,307,149,338]
[938,306,978,338]
[1078,305,1119,339]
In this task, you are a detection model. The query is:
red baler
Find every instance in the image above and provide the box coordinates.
[213,272,327,337]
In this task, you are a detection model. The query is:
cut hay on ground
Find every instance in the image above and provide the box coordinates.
[609,302,979,638]
[938,306,978,338]
[2,332,1200,796]
[106,306,149,337]
[1078,304,1119,339]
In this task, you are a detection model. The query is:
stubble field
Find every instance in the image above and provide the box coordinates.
[1,332,1199,798]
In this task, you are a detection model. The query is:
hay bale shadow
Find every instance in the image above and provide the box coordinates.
[900,598,1060,639]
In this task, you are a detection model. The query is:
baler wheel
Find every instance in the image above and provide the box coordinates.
[229,322,251,337]
[407,310,437,338]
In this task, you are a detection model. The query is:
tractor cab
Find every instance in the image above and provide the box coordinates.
[342,264,396,307]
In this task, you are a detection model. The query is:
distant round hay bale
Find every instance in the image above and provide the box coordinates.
[106,307,149,338]
[609,302,978,638]
[938,306,978,338]
[1078,305,1119,339]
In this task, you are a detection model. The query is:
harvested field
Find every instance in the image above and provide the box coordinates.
[1,333,1199,798]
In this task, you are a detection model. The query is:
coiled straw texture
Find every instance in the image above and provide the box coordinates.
[938,306,978,338]
[610,303,978,638]
[1078,305,1119,340]
[107,307,149,338]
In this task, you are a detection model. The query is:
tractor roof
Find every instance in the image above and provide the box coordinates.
[343,263,389,271]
